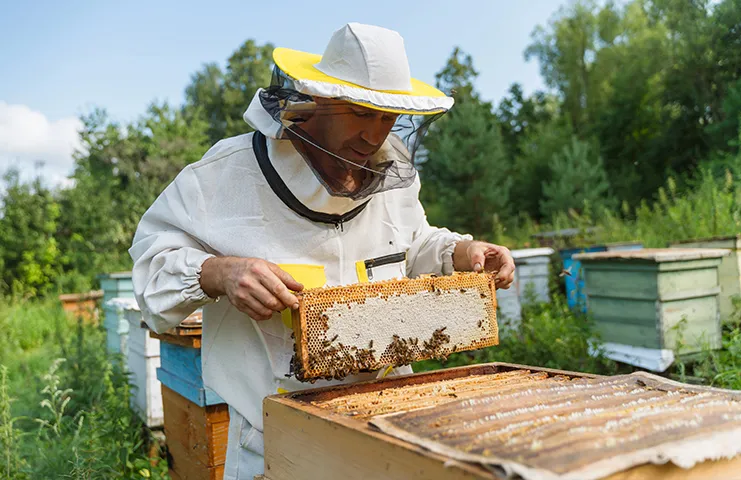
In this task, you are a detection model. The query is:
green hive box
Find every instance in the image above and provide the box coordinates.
[574,248,729,354]
[670,235,741,323]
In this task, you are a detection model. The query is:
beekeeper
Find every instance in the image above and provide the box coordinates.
[130,22,515,479]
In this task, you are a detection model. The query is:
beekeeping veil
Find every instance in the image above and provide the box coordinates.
[244,23,454,201]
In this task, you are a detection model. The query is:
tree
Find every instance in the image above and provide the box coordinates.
[57,104,209,283]
[510,119,575,220]
[0,169,62,297]
[540,137,614,219]
[184,40,274,145]
[495,84,555,160]
[420,49,512,237]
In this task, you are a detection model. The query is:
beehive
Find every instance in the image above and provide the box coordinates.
[263,363,741,480]
[290,272,498,382]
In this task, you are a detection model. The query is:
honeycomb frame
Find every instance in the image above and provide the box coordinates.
[289,272,498,382]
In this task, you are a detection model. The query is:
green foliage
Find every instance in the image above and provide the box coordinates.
[0,299,168,479]
[185,40,274,144]
[0,170,62,298]
[420,49,512,237]
[540,136,614,219]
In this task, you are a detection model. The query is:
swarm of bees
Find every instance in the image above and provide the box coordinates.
[288,326,454,383]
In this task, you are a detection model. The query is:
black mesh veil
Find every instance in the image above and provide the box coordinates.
[257,66,444,200]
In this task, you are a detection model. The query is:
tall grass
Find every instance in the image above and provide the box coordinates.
[0,298,168,479]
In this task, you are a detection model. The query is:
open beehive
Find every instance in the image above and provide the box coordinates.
[289,272,498,382]
[263,363,741,480]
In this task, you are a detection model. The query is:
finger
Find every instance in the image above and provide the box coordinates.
[249,280,290,312]
[495,272,515,290]
[486,246,515,280]
[231,298,272,321]
[270,264,304,292]
[242,293,277,318]
[468,244,487,272]
[261,270,300,310]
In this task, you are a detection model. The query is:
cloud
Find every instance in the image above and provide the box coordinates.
[0,102,83,187]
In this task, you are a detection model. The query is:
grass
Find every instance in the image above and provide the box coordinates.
[0,299,168,480]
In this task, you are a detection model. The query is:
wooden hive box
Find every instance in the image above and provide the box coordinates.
[149,313,229,480]
[575,248,728,356]
[670,235,741,322]
[262,362,741,480]
[58,290,103,324]
[162,385,229,480]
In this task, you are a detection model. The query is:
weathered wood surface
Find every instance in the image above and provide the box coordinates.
[162,386,229,480]
[263,362,741,480]
[671,235,741,321]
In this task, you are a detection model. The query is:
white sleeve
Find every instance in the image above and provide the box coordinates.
[128,166,217,334]
[404,179,473,278]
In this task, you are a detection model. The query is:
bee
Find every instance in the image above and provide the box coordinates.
[559,266,573,278]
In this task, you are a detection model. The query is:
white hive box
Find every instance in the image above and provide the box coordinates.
[496,248,554,326]
[122,301,163,428]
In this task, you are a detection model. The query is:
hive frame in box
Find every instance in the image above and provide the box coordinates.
[290,273,498,382]
[262,362,741,480]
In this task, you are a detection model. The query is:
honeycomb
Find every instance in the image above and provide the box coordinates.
[289,273,498,382]
[312,369,570,420]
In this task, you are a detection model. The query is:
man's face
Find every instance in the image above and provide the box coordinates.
[299,97,399,169]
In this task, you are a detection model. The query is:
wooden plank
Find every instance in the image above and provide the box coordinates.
[157,368,224,406]
[290,362,596,403]
[587,297,658,326]
[162,386,229,469]
[265,363,741,480]
[575,248,729,262]
[151,331,201,348]
[595,321,661,349]
[604,454,741,480]
[264,397,491,480]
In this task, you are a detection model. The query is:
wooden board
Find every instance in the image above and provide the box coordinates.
[162,385,229,480]
[262,362,741,480]
[157,342,224,406]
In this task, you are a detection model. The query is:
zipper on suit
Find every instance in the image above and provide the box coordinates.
[334,221,344,285]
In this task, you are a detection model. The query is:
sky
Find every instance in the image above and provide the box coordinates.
[0,0,569,186]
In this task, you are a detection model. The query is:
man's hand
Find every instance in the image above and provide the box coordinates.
[200,257,303,320]
[453,240,515,290]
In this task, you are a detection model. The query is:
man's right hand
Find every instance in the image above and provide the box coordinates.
[200,257,303,321]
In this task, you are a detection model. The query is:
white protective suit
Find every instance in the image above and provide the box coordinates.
[129,92,471,477]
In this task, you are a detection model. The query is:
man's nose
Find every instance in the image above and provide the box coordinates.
[360,121,386,146]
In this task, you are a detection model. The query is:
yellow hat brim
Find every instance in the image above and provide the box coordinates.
[273,47,450,115]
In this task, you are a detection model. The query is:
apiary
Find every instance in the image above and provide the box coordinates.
[262,362,741,480]
[289,272,498,382]
[147,312,229,480]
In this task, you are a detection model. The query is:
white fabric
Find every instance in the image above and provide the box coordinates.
[129,94,470,462]
[224,406,264,479]
[315,23,412,92]
[292,78,454,114]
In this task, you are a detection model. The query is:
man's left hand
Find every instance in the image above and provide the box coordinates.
[453,240,515,290]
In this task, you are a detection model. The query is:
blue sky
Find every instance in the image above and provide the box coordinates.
[0,0,568,184]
